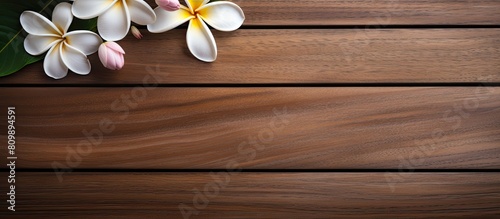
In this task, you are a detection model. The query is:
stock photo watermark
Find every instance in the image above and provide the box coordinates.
[178,106,291,219]
[6,107,17,211]
[337,0,402,70]
[3,0,60,212]
[51,65,164,182]
[385,76,498,192]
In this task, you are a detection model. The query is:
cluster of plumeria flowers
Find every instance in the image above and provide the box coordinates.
[20,0,245,79]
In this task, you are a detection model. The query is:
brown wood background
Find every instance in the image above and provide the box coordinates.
[1,0,500,218]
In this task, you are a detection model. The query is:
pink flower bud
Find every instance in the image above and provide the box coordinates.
[155,0,181,11]
[98,42,125,70]
[131,26,143,39]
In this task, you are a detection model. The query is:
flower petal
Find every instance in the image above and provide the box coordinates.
[128,0,156,25]
[52,2,73,34]
[147,6,194,33]
[60,42,91,75]
[24,35,61,56]
[185,0,209,13]
[186,17,217,62]
[99,42,125,70]
[20,11,61,36]
[64,31,103,55]
[72,0,118,19]
[97,0,131,41]
[44,43,68,79]
[106,41,126,54]
[198,1,245,31]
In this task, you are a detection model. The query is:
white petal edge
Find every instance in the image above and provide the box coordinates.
[128,0,156,25]
[186,17,217,62]
[185,0,209,13]
[52,2,73,34]
[64,31,103,55]
[43,42,68,79]
[97,0,131,41]
[60,42,91,75]
[24,35,61,56]
[72,0,118,19]
[147,6,194,33]
[20,11,62,36]
[197,1,245,32]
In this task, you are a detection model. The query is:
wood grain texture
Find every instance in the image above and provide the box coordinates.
[1,173,499,218]
[2,29,499,84]
[1,87,499,169]
[144,0,500,25]
[1,0,498,217]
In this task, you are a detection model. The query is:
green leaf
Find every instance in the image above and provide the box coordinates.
[69,17,98,33]
[0,0,97,77]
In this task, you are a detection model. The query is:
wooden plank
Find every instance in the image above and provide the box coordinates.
[1,29,499,84]
[1,173,499,218]
[144,0,500,25]
[1,87,499,169]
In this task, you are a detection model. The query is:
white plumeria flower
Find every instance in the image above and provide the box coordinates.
[71,0,156,41]
[148,0,245,62]
[20,2,102,79]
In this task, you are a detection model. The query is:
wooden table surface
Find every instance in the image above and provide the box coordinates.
[1,0,500,218]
